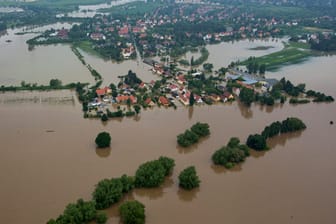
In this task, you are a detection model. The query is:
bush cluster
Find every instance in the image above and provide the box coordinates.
[212,137,250,168]
[177,122,210,147]
[247,117,306,151]
[135,156,175,188]
[119,200,145,224]
[178,166,200,190]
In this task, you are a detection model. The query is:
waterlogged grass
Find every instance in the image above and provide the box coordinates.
[100,1,163,16]
[249,46,275,50]
[242,4,321,19]
[241,41,313,71]
[304,26,333,33]
[75,41,101,57]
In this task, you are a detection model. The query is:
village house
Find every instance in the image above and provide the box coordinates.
[116,95,137,104]
[144,98,155,107]
[57,28,68,39]
[96,87,112,97]
[159,96,170,106]
[176,75,187,85]
[90,33,106,41]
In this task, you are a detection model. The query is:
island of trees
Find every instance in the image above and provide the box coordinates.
[48,156,174,224]
[177,122,210,147]
[95,132,111,148]
[212,117,306,168]
[247,117,307,151]
[178,166,200,190]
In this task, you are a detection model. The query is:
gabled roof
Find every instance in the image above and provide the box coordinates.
[159,96,169,105]
[96,88,106,96]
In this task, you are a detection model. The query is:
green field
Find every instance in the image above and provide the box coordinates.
[74,41,100,56]
[241,42,313,71]
[100,1,163,16]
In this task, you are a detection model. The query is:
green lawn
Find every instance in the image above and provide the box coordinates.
[74,41,100,56]
[241,42,313,71]
[99,1,163,16]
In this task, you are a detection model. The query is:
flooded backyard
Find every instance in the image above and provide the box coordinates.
[0,29,335,224]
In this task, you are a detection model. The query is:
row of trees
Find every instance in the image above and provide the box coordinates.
[211,117,306,171]
[48,156,174,224]
[47,199,107,224]
[177,122,210,147]
[247,117,307,151]
[47,152,203,223]
[246,57,266,74]
[306,90,334,102]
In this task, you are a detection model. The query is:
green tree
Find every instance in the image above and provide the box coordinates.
[218,67,227,76]
[239,87,255,106]
[133,105,141,114]
[135,160,165,188]
[262,121,282,138]
[178,166,200,190]
[49,79,62,88]
[119,201,145,224]
[52,199,97,224]
[177,129,199,147]
[96,212,108,224]
[259,64,266,74]
[190,122,210,137]
[101,114,108,122]
[246,134,267,151]
[158,156,175,176]
[189,92,195,106]
[281,117,306,133]
[212,137,250,168]
[92,178,123,209]
[203,63,213,72]
[95,132,111,148]
[227,137,240,148]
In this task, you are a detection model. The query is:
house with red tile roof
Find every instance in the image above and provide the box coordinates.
[118,26,129,36]
[159,96,170,106]
[116,95,137,104]
[179,94,189,106]
[177,75,186,85]
[96,87,112,97]
[139,82,147,89]
[144,98,155,107]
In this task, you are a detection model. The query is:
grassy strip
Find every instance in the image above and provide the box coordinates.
[240,42,313,71]
[74,41,100,57]
[249,46,275,50]
[0,83,86,92]
[99,1,163,16]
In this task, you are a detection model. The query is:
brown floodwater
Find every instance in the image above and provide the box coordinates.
[0,38,335,223]
[0,23,93,86]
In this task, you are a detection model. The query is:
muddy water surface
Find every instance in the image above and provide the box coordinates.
[0,38,335,223]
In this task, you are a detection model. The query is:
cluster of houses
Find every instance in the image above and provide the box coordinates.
[88,66,278,113]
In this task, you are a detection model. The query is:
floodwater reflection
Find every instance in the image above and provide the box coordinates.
[177,188,200,202]
[176,136,210,154]
[237,101,253,119]
[134,178,174,200]
[211,163,243,174]
[95,147,111,158]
